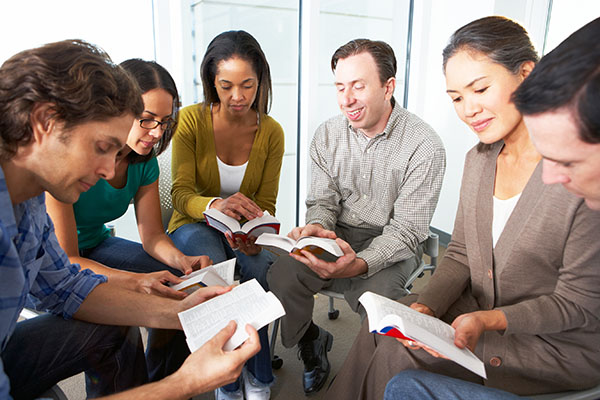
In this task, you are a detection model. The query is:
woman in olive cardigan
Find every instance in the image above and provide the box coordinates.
[169,31,284,399]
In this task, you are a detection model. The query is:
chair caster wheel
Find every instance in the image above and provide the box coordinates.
[328,310,340,320]
[272,355,283,369]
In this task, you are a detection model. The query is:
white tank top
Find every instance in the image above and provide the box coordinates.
[492,193,521,247]
[217,156,248,198]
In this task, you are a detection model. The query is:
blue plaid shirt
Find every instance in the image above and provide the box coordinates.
[0,166,106,398]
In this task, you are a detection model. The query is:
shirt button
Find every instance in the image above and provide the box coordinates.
[487,269,493,279]
[362,174,367,179]
[363,194,367,199]
[352,214,356,218]
[490,357,502,367]
[366,149,370,153]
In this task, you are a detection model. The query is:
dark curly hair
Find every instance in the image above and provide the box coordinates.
[0,39,143,160]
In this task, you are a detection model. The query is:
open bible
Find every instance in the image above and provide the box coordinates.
[169,259,236,294]
[359,291,486,379]
[203,208,280,242]
[255,233,343,261]
[178,279,285,352]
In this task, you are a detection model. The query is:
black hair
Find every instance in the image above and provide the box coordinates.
[513,17,600,143]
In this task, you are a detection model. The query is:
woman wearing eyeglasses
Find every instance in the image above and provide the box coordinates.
[45,58,211,299]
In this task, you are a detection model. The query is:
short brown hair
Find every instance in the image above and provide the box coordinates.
[0,39,143,160]
[331,39,397,85]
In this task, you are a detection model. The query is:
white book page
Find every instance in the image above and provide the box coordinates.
[296,236,343,257]
[203,208,241,233]
[359,292,486,379]
[239,211,279,234]
[255,233,295,253]
[169,259,236,293]
[178,279,285,352]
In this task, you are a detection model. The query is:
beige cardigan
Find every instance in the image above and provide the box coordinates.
[418,142,600,394]
[168,103,285,233]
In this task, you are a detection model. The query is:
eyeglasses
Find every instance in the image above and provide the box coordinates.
[138,118,176,130]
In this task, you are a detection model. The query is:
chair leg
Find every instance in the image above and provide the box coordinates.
[270,319,283,369]
[328,297,339,320]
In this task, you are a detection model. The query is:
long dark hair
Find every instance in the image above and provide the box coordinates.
[200,30,272,114]
[120,59,180,163]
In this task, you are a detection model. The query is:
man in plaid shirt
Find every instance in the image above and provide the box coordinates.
[267,39,446,395]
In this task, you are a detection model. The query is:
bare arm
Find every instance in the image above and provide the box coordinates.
[45,193,187,299]
[100,322,260,400]
[134,181,211,275]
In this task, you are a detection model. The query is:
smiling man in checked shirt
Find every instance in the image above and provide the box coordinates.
[266,38,446,395]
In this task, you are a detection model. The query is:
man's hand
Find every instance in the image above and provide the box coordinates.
[177,255,212,275]
[288,223,337,241]
[211,192,263,221]
[134,271,189,300]
[290,237,367,279]
[171,321,261,394]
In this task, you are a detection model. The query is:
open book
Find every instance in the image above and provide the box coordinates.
[178,279,285,352]
[169,259,236,294]
[255,233,343,261]
[203,209,280,242]
[359,291,486,379]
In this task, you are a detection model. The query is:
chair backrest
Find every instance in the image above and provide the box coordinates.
[157,148,174,231]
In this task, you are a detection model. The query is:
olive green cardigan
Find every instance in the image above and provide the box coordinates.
[168,103,285,233]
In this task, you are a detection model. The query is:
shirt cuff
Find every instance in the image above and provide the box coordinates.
[206,197,222,211]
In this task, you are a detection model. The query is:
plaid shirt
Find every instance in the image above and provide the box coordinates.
[306,102,446,277]
[0,166,106,398]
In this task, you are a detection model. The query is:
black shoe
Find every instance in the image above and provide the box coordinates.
[297,327,333,396]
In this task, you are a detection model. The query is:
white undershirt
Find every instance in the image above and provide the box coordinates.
[492,193,521,247]
[217,156,248,198]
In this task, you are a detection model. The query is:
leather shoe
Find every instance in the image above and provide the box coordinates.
[297,327,333,395]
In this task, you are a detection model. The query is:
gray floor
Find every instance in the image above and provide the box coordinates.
[57,261,436,400]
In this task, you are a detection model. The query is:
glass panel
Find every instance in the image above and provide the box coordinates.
[544,0,600,54]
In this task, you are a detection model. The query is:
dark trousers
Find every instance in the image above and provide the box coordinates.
[3,314,147,399]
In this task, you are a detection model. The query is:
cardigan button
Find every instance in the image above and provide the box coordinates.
[487,269,493,279]
[490,357,502,367]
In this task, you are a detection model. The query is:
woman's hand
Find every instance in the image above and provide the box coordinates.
[451,310,506,351]
[211,192,263,221]
[134,270,189,300]
[177,255,213,275]
[225,233,262,256]
[396,303,448,359]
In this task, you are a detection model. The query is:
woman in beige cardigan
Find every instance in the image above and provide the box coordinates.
[328,16,600,399]
[169,30,284,400]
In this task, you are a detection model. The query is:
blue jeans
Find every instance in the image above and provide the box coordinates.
[2,314,147,399]
[384,370,524,400]
[170,222,276,390]
[80,236,187,382]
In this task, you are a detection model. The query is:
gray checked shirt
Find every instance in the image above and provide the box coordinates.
[306,102,446,277]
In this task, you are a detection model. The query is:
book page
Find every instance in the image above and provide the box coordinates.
[296,236,343,257]
[203,208,241,233]
[178,279,285,352]
[239,211,280,238]
[255,233,295,255]
[359,292,486,379]
[169,259,236,293]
